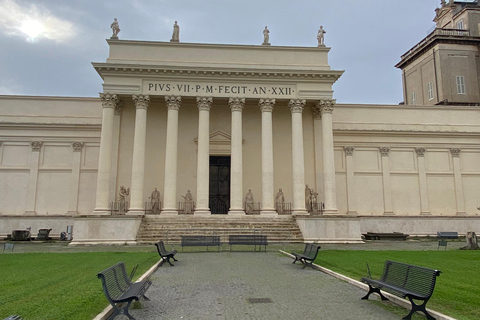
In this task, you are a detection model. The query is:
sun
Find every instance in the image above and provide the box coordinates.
[19,19,45,40]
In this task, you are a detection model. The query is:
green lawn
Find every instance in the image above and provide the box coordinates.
[0,252,159,320]
[316,250,480,320]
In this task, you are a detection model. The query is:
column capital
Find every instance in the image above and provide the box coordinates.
[197,96,213,111]
[31,141,42,151]
[72,142,84,152]
[450,148,461,157]
[415,147,426,157]
[312,106,322,120]
[379,147,390,156]
[99,93,119,109]
[259,98,276,112]
[165,95,181,110]
[289,99,306,113]
[316,99,336,114]
[344,146,355,156]
[229,97,245,112]
[132,95,150,109]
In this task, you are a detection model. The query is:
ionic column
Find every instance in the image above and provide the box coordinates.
[228,98,245,215]
[67,142,83,215]
[415,148,431,215]
[380,147,394,215]
[289,99,308,215]
[260,99,277,215]
[195,97,213,215]
[94,93,118,215]
[128,95,150,214]
[451,148,466,215]
[162,96,181,215]
[317,100,338,214]
[344,146,357,215]
[25,141,42,215]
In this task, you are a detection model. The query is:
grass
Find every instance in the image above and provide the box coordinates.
[316,250,480,320]
[0,252,159,320]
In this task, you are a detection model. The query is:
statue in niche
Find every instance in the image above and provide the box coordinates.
[262,26,270,45]
[245,189,254,214]
[150,187,161,213]
[182,190,193,214]
[110,18,120,39]
[171,21,180,42]
[305,185,312,212]
[276,188,285,214]
[317,26,326,46]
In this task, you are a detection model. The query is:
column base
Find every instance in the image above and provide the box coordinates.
[323,209,338,215]
[161,209,178,216]
[228,210,245,215]
[292,210,309,216]
[346,211,358,216]
[66,211,78,216]
[456,211,467,216]
[194,210,211,216]
[420,211,431,216]
[383,211,395,216]
[24,210,36,215]
[93,208,111,216]
[127,209,145,216]
[260,210,278,216]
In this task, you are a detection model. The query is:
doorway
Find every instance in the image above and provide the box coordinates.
[209,156,230,214]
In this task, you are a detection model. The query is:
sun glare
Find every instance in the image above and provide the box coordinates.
[20,19,45,40]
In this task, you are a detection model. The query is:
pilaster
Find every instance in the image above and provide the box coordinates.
[25,141,42,215]
[415,147,431,215]
[67,142,83,215]
[379,147,394,215]
[344,146,357,215]
[451,148,466,215]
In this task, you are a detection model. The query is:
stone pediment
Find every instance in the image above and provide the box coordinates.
[209,130,231,144]
[193,130,244,155]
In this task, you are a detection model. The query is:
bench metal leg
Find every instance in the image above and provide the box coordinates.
[403,296,435,320]
[292,257,299,264]
[361,285,389,301]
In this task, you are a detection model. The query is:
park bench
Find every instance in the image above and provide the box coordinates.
[361,260,441,320]
[180,235,221,251]
[363,232,408,241]
[228,235,268,251]
[291,243,321,269]
[155,240,178,266]
[97,262,151,320]
[3,315,22,320]
[437,232,458,250]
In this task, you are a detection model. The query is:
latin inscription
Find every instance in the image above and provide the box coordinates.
[145,82,296,98]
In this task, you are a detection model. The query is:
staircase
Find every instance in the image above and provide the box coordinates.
[136,215,304,244]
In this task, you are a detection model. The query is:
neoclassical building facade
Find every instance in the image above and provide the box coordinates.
[1,32,480,243]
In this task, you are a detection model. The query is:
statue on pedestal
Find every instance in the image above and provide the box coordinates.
[262,26,270,45]
[305,185,312,212]
[182,190,193,214]
[118,185,129,214]
[150,187,161,213]
[110,18,120,39]
[171,21,180,42]
[276,188,285,214]
[317,26,326,46]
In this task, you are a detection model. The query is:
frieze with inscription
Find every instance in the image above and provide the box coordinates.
[144,81,296,98]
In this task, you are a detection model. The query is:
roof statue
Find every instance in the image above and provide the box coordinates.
[110,18,120,39]
[262,26,270,46]
[171,21,180,42]
[317,26,326,47]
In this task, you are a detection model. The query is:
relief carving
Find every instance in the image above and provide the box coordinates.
[379,147,390,156]
[72,142,84,151]
[450,148,461,157]
[344,146,355,156]
[415,147,426,157]
[31,141,42,151]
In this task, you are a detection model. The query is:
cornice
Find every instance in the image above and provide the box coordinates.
[93,63,344,82]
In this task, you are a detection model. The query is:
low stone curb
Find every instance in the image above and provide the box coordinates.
[92,259,162,320]
[279,250,458,320]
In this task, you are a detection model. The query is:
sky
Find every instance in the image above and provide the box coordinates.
[0,0,446,104]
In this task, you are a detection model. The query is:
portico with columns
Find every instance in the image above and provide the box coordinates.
[90,40,343,219]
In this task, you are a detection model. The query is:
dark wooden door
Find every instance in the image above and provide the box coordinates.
[209,156,230,214]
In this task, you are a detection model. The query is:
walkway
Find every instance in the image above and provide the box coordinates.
[129,251,398,320]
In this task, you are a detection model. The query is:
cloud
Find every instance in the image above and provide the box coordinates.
[0,0,75,42]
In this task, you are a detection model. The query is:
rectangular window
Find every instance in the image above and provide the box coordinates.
[428,82,434,100]
[457,20,464,30]
[456,75,466,94]
[411,91,416,105]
